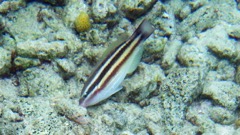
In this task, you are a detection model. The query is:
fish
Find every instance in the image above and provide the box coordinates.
[79,19,154,107]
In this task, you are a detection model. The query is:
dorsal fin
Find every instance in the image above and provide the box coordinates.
[101,33,129,59]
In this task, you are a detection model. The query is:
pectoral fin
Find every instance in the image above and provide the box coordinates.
[126,44,144,74]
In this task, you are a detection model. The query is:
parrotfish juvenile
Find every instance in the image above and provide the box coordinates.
[79,19,154,107]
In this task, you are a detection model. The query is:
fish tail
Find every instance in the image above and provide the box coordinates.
[135,19,155,40]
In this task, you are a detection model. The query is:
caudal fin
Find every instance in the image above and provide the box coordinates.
[136,19,155,40]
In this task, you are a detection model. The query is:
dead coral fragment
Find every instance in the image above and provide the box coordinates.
[74,11,91,32]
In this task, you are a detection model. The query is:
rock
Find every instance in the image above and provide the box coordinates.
[0,104,2,116]
[236,66,240,84]
[119,131,134,135]
[178,5,218,39]
[2,108,23,122]
[238,0,240,9]
[150,3,175,37]
[54,58,76,79]
[88,28,109,45]
[234,128,240,135]
[235,118,240,129]
[91,0,119,25]
[233,42,240,64]
[13,57,41,70]
[18,65,66,97]
[179,5,191,20]
[204,24,237,59]
[143,104,163,123]
[160,68,203,105]
[42,0,67,6]
[186,22,238,61]
[214,124,235,135]
[186,101,216,133]
[0,16,4,33]
[86,103,145,134]
[161,39,181,69]
[189,0,208,10]
[0,79,18,99]
[119,0,157,20]
[226,24,240,40]
[92,0,109,21]
[159,68,203,132]
[144,36,166,55]
[16,39,68,60]
[109,18,133,39]
[53,98,88,124]
[142,32,166,65]
[177,43,218,68]
[202,81,240,111]
[215,60,235,81]
[0,0,26,14]
[209,106,236,125]
[198,22,237,59]
[63,0,88,27]
[146,121,165,135]
[122,63,165,104]
[5,3,44,42]
[179,3,240,40]
[0,48,11,76]
[205,60,236,82]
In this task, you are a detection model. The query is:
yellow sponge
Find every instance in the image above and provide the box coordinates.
[74,12,91,32]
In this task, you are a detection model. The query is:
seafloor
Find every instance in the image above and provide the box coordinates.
[0,0,240,134]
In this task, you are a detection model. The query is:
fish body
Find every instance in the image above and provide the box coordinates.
[79,20,154,107]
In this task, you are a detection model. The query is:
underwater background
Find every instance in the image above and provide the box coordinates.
[0,0,240,134]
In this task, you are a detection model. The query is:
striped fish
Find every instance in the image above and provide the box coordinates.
[79,19,154,107]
